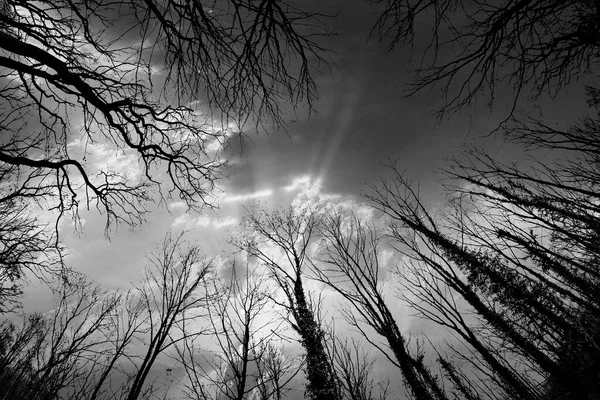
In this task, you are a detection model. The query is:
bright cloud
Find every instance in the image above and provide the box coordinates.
[289,177,340,211]
[67,138,142,184]
[283,175,312,192]
[168,201,187,211]
[212,216,238,228]
[88,143,142,181]
[221,189,273,203]
[172,213,239,230]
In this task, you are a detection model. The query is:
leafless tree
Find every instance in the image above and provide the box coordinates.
[364,147,600,399]
[0,313,52,400]
[370,0,600,117]
[0,0,329,305]
[315,211,448,400]
[123,232,213,400]
[0,270,122,400]
[65,287,147,400]
[396,254,539,400]
[176,260,298,400]
[326,334,391,400]
[0,196,62,312]
[240,207,341,400]
[207,264,274,400]
[0,232,215,400]
[435,355,487,400]
[254,342,303,400]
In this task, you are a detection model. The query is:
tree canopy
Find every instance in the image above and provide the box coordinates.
[1,1,600,399]
[0,0,328,306]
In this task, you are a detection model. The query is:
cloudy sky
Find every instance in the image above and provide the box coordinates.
[29,1,584,291]
[17,1,593,398]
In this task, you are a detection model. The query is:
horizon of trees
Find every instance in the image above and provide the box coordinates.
[2,0,600,399]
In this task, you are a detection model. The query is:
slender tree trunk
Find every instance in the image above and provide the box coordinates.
[293,277,341,400]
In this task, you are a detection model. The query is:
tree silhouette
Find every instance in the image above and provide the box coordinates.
[241,207,341,400]
[0,232,215,400]
[124,232,213,400]
[0,271,123,400]
[365,101,600,399]
[177,261,300,400]
[0,196,62,312]
[0,0,328,307]
[326,334,391,400]
[315,211,447,400]
[370,0,600,116]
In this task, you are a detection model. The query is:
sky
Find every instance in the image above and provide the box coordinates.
[14,1,596,398]
[34,1,588,291]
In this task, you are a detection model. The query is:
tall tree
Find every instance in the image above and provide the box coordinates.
[241,207,341,400]
[254,342,303,400]
[316,211,447,400]
[0,196,62,312]
[125,232,213,400]
[0,232,214,400]
[0,271,121,400]
[365,132,600,399]
[363,1,600,397]
[177,261,300,400]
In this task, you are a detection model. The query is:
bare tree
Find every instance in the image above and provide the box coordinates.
[370,0,600,117]
[123,232,213,400]
[363,147,600,399]
[240,207,341,400]
[0,196,62,312]
[0,0,329,305]
[207,264,273,400]
[64,287,147,400]
[0,314,51,400]
[326,334,391,400]
[436,356,486,400]
[177,261,288,400]
[0,232,214,400]
[315,211,448,400]
[254,342,303,400]
[395,252,539,400]
[0,146,64,312]
[0,270,122,400]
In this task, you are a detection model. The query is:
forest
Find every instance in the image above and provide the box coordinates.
[1,1,600,399]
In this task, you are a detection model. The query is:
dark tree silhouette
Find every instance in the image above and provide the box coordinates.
[326,334,391,400]
[177,261,300,400]
[315,211,448,400]
[0,196,62,312]
[0,314,54,400]
[241,207,341,400]
[0,233,215,400]
[205,265,274,400]
[0,271,123,400]
[124,232,213,400]
[364,107,600,399]
[0,0,328,307]
[360,2,600,397]
[254,342,303,400]
[370,0,600,116]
